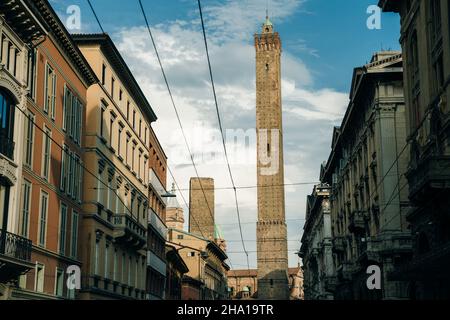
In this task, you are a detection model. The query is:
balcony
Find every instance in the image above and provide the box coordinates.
[407,155,450,203]
[147,251,166,276]
[148,207,167,240]
[0,229,33,283]
[113,214,146,249]
[348,210,366,234]
[332,236,346,253]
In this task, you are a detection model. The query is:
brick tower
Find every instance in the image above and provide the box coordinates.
[255,15,289,300]
[189,177,215,240]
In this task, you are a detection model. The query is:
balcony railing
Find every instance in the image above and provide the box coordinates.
[0,229,32,261]
[332,236,346,253]
[348,210,366,234]
[0,229,33,283]
[0,132,15,160]
[149,207,167,239]
[113,214,146,249]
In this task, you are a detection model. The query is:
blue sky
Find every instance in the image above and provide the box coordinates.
[53,0,400,92]
[51,0,401,269]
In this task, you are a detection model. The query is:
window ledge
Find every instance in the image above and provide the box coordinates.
[100,136,107,144]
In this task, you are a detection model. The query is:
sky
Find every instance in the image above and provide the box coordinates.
[51,0,401,269]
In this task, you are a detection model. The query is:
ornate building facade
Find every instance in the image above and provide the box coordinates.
[73,33,163,300]
[1,0,98,300]
[321,52,412,299]
[300,183,334,300]
[379,0,450,299]
[255,15,289,300]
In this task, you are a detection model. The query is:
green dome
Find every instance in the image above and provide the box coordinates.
[264,17,273,26]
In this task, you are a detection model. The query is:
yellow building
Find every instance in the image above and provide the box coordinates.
[73,34,157,299]
[167,228,229,300]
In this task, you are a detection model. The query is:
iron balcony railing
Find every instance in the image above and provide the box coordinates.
[0,229,32,262]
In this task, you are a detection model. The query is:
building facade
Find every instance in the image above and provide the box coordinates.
[299,183,334,300]
[1,0,98,300]
[0,0,46,300]
[73,34,157,300]
[165,244,189,300]
[227,268,303,300]
[167,228,229,300]
[255,15,289,300]
[379,0,450,299]
[321,52,412,300]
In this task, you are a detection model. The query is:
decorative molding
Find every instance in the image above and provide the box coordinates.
[0,157,17,185]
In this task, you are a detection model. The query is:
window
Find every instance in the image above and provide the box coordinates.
[42,126,51,180]
[139,119,142,137]
[105,244,109,279]
[63,85,70,132]
[187,251,195,257]
[111,77,115,99]
[27,48,37,100]
[109,114,115,147]
[119,89,123,101]
[20,179,32,237]
[59,203,68,255]
[0,34,3,62]
[108,176,114,211]
[100,102,106,140]
[128,256,132,285]
[71,211,79,258]
[177,235,184,240]
[133,110,136,129]
[113,249,118,281]
[410,31,420,87]
[6,42,11,70]
[122,253,126,283]
[35,263,45,293]
[132,143,136,172]
[430,0,442,45]
[13,49,18,76]
[38,191,49,247]
[94,240,99,275]
[144,127,147,145]
[63,87,83,144]
[102,64,106,85]
[0,89,16,159]
[118,125,123,157]
[60,145,68,192]
[67,151,74,196]
[23,111,35,167]
[127,101,130,120]
[138,151,142,179]
[44,63,56,119]
[78,158,83,204]
[126,135,130,165]
[55,268,64,297]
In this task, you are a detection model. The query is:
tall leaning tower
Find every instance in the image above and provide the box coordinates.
[255,15,289,300]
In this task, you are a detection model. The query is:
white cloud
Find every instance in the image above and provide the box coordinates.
[114,0,346,268]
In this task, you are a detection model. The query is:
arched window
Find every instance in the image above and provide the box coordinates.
[0,89,16,159]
